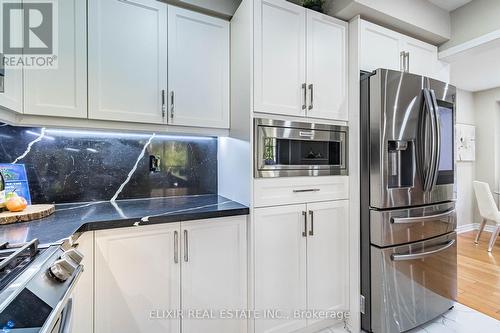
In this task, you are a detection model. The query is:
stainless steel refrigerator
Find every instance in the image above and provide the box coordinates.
[360,69,457,333]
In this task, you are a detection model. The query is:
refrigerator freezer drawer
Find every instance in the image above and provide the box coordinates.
[370,202,456,247]
[370,232,457,333]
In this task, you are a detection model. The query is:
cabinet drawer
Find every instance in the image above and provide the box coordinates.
[253,176,348,207]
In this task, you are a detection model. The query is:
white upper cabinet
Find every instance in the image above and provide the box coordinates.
[95,224,181,333]
[360,20,402,72]
[403,38,438,78]
[254,204,307,333]
[167,6,230,128]
[181,217,247,333]
[253,0,347,121]
[88,0,167,124]
[24,0,87,118]
[0,0,23,114]
[360,20,449,82]
[306,200,349,325]
[254,0,307,118]
[306,11,347,121]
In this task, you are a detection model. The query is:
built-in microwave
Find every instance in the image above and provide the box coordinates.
[254,118,348,178]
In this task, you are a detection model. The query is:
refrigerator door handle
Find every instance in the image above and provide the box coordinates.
[429,89,441,191]
[419,89,437,192]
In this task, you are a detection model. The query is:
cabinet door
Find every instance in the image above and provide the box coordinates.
[168,6,229,129]
[71,232,94,333]
[0,0,22,113]
[435,60,450,83]
[360,20,402,72]
[403,38,438,79]
[181,216,247,333]
[88,0,167,124]
[306,200,349,325]
[306,11,347,121]
[24,0,86,118]
[95,224,181,333]
[254,0,306,117]
[254,204,307,333]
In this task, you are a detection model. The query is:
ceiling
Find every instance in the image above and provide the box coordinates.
[428,0,472,11]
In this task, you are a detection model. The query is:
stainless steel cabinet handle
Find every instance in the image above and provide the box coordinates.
[302,83,307,110]
[170,91,175,120]
[302,211,307,237]
[400,51,405,71]
[174,231,179,264]
[161,90,166,118]
[308,84,313,110]
[293,189,320,193]
[308,210,314,236]
[183,230,188,262]
[391,209,456,224]
[391,239,455,261]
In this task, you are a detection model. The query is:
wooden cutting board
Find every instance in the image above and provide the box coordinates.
[0,204,55,225]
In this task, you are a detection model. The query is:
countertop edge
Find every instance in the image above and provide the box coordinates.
[70,206,250,242]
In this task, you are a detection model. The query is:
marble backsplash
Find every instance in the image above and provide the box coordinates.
[0,123,218,204]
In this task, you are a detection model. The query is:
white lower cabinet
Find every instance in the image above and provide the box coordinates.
[88,216,247,333]
[254,200,349,333]
[181,217,247,333]
[254,204,308,333]
[71,232,94,333]
[306,200,349,325]
[95,223,181,333]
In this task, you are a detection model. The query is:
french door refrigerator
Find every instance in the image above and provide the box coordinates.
[360,69,457,333]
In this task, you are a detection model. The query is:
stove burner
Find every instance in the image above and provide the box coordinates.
[0,239,40,290]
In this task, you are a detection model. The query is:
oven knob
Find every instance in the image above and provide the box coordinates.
[63,248,84,265]
[48,258,77,282]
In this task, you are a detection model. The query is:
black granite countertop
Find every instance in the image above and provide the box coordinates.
[0,195,249,245]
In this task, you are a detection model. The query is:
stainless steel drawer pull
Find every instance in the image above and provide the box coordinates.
[293,189,320,193]
[308,210,314,236]
[302,211,307,237]
[184,230,189,262]
[170,91,175,119]
[391,209,456,224]
[308,84,313,110]
[302,83,307,110]
[174,231,179,264]
[299,131,314,137]
[391,239,455,261]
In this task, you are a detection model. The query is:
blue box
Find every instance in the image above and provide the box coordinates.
[0,164,32,205]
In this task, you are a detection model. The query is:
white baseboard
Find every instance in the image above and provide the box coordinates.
[456,222,498,234]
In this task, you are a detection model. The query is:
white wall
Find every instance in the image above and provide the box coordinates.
[455,89,476,226]
[473,87,500,195]
[440,0,500,50]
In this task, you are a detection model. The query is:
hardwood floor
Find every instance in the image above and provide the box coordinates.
[457,230,500,320]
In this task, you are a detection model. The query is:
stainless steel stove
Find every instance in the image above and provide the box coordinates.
[0,239,84,332]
